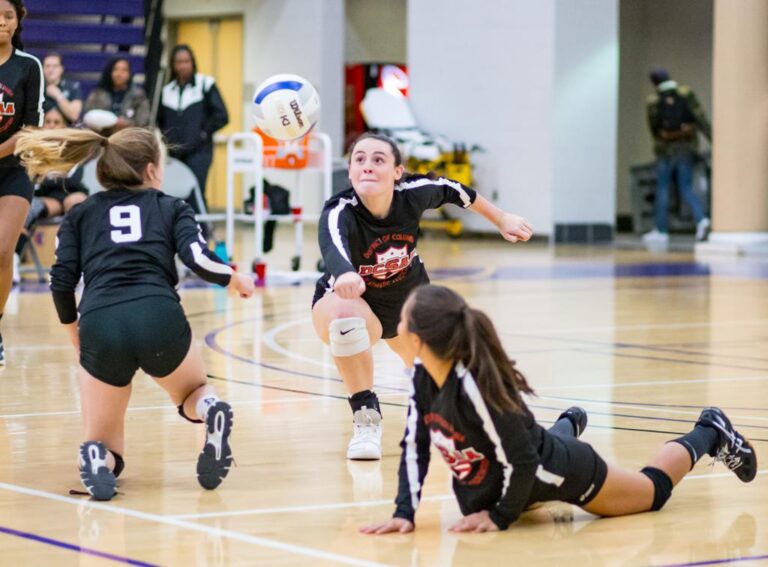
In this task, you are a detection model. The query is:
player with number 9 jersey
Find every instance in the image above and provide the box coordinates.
[16,126,255,501]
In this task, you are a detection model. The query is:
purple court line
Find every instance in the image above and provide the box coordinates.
[660,554,768,567]
[204,316,409,393]
[0,525,159,566]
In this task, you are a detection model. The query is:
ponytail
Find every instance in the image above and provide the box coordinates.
[406,284,535,415]
[16,127,161,190]
[461,307,534,414]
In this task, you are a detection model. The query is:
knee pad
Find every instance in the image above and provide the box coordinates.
[329,317,370,357]
[640,466,673,511]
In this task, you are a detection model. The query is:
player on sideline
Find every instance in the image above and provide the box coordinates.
[0,0,43,365]
[15,126,255,501]
[361,285,757,534]
[312,132,533,460]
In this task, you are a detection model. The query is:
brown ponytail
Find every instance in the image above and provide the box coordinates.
[406,285,535,414]
[16,127,160,191]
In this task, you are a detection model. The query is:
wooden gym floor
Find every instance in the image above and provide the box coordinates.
[1,227,767,566]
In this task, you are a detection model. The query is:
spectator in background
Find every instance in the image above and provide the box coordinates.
[42,52,82,125]
[157,44,228,217]
[644,67,711,244]
[84,56,150,131]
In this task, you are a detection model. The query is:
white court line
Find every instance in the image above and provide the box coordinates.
[0,396,378,420]
[536,396,768,423]
[501,318,768,337]
[535,374,768,391]
[0,482,392,567]
[171,469,768,520]
[170,494,454,520]
[260,317,407,382]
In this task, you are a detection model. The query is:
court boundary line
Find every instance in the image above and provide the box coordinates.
[0,524,158,566]
[0,482,392,567]
[170,470,767,520]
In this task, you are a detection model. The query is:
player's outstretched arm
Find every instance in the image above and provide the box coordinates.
[469,195,533,243]
[359,517,414,535]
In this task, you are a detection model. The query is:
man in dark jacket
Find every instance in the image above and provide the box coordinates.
[158,44,229,217]
[644,67,711,244]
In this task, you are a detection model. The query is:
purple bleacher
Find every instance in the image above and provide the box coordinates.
[24,21,144,46]
[25,0,145,17]
[27,50,144,75]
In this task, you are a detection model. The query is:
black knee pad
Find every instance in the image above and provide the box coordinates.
[640,466,673,511]
[177,403,204,424]
[110,451,125,479]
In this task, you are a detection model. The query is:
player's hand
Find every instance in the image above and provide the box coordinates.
[229,272,255,298]
[448,510,499,533]
[359,517,414,535]
[497,213,533,243]
[333,272,365,300]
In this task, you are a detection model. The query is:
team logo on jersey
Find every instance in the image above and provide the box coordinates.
[430,429,486,482]
[0,91,15,116]
[358,244,417,280]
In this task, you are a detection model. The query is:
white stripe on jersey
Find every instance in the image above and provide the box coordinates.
[16,49,44,126]
[190,242,233,276]
[397,177,473,208]
[458,363,514,502]
[404,370,423,512]
[328,196,357,265]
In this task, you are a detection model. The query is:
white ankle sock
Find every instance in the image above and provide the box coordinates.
[195,395,221,421]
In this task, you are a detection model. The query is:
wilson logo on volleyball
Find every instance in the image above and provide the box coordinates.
[358,245,417,280]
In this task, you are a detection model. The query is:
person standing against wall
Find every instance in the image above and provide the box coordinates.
[644,68,711,244]
[157,44,229,225]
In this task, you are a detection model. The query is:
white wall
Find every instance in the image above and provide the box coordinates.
[408,0,556,233]
[616,0,713,218]
[409,0,618,235]
[553,0,618,226]
[346,0,406,63]
[165,0,344,156]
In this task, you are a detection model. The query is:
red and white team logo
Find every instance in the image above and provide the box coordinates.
[430,430,485,481]
[0,92,15,116]
[358,244,416,280]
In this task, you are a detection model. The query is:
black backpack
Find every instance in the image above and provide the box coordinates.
[657,90,694,132]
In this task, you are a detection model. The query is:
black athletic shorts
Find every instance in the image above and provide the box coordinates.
[36,180,88,203]
[531,432,609,507]
[79,296,192,387]
[311,280,412,340]
[0,166,34,202]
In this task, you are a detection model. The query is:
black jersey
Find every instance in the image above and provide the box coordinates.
[394,362,575,530]
[316,175,477,301]
[50,188,233,324]
[0,48,43,168]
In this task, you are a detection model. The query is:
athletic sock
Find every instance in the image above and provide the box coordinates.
[348,389,381,417]
[195,394,221,421]
[670,425,720,468]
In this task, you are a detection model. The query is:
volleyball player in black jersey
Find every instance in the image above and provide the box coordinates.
[0,0,42,365]
[361,285,757,534]
[16,126,255,501]
[313,133,533,460]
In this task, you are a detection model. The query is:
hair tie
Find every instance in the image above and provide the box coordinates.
[100,137,109,148]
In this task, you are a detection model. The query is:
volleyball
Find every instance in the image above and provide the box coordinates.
[252,74,321,141]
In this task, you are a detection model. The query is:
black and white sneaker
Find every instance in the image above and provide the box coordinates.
[79,441,117,501]
[0,332,5,367]
[697,407,757,483]
[197,401,234,490]
[558,406,588,438]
